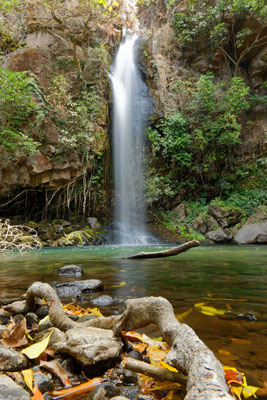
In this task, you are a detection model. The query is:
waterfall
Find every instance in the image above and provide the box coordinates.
[110,35,153,244]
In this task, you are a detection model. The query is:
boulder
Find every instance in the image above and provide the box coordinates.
[209,204,242,228]
[192,214,218,234]
[52,326,122,367]
[234,222,267,244]
[170,202,188,222]
[88,217,101,231]
[0,346,29,371]
[91,295,124,307]
[55,265,83,277]
[54,279,103,298]
[206,228,233,243]
[0,374,31,400]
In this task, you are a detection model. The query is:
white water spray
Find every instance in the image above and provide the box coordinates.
[110,35,153,244]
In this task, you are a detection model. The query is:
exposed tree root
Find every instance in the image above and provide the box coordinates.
[125,240,200,259]
[5,282,234,400]
[121,357,187,385]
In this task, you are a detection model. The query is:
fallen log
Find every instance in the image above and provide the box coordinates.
[125,240,200,259]
[121,357,187,386]
[5,282,234,400]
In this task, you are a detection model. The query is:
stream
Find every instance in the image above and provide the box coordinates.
[0,244,266,387]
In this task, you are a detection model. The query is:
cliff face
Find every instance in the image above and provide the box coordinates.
[0,0,122,221]
[138,2,267,157]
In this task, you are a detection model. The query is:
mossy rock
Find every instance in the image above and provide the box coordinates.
[54,229,100,246]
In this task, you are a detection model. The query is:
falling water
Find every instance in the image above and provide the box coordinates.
[110,35,153,244]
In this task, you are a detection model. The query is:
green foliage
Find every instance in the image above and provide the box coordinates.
[211,189,267,218]
[189,74,249,153]
[173,0,266,74]
[173,0,266,49]
[146,73,250,203]
[0,68,40,161]
[147,113,191,166]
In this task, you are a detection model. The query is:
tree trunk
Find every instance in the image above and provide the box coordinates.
[125,240,200,259]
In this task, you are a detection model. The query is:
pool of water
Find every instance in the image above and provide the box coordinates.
[0,244,266,387]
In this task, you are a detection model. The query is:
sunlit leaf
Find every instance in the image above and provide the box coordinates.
[40,360,71,387]
[112,0,119,5]
[194,303,226,316]
[132,342,148,353]
[146,346,167,363]
[21,330,54,359]
[218,349,231,356]
[112,281,126,287]
[160,360,178,372]
[22,369,33,391]
[242,385,260,398]
[38,315,50,326]
[51,377,103,398]
[232,385,242,399]
[230,338,251,344]
[176,308,192,321]
[224,369,244,385]
[123,331,159,347]
[31,384,45,400]
[86,307,103,317]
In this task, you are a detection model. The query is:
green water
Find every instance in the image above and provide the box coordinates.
[0,245,266,386]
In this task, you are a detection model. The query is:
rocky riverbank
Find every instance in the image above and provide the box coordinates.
[148,202,267,245]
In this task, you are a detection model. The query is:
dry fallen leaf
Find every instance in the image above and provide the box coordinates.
[51,377,103,399]
[0,318,28,348]
[21,330,54,359]
[31,384,45,400]
[40,360,71,387]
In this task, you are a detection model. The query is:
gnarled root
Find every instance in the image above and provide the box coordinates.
[18,282,233,400]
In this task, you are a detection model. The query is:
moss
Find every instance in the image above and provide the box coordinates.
[54,229,101,246]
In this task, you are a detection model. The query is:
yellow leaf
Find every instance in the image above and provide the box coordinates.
[176,308,192,321]
[230,338,251,344]
[112,0,119,5]
[160,360,178,372]
[195,303,226,316]
[21,330,54,359]
[243,386,259,399]
[218,349,231,356]
[38,315,50,326]
[232,385,242,400]
[112,281,126,288]
[194,302,206,307]
[223,366,239,372]
[86,307,103,317]
[22,369,33,391]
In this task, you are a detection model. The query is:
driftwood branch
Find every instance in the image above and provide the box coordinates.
[125,240,200,259]
[5,282,234,400]
[121,357,187,386]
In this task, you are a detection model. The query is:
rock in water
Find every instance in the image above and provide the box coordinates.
[234,222,267,244]
[55,265,83,277]
[54,279,103,298]
[206,228,233,243]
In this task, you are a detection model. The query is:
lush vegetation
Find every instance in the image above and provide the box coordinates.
[0,68,40,161]
[145,73,265,206]
[173,0,267,75]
